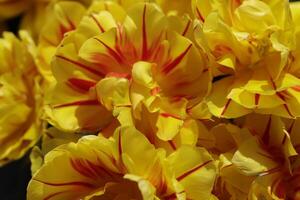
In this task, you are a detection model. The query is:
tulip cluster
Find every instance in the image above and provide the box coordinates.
[1,0,300,199]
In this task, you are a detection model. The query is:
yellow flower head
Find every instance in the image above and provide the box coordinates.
[231,114,299,199]
[0,31,42,166]
[193,0,300,118]
[27,126,217,200]
[47,1,210,144]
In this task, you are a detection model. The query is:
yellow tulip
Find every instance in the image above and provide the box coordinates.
[0,31,42,166]
[47,1,209,144]
[193,0,299,118]
[27,126,217,200]
[230,114,299,199]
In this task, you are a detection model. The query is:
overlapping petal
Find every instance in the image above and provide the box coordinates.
[27,126,217,200]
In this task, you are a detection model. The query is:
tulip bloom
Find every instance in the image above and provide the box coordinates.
[232,114,298,199]
[193,0,299,118]
[0,32,42,166]
[47,1,210,145]
[27,126,217,200]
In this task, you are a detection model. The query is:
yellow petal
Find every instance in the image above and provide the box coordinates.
[207,76,252,118]
[232,136,279,176]
[233,0,276,33]
[156,113,184,141]
[167,146,216,199]
[132,61,155,87]
[96,77,131,111]
[45,82,112,132]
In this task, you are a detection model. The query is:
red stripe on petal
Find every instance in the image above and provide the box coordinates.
[235,0,241,4]
[260,166,281,176]
[255,93,260,107]
[45,131,54,139]
[94,37,124,64]
[281,134,287,145]
[68,78,96,92]
[85,160,114,179]
[118,129,123,158]
[221,99,231,116]
[176,160,213,181]
[160,113,182,120]
[90,14,105,32]
[221,164,233,170]
[70,158,95,179]
[262,116,271,145]
[270,78,277,90]
[162,44,192,74]
[53,99,99,108]
[276,92,286,101]
[141,4,148,60]
[56,55,104,76]
[106,72,131,79]
[288,120,295,134]
[283,104,294,118]
[58,17,75,39]
[196,7,205,22]
[33,179,95,188]
[291,86,300,92]
[181,20,191,36]
[168,140,177,150]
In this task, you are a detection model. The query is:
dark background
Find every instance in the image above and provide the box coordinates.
[0,0,299,200]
